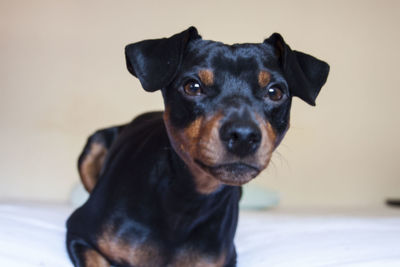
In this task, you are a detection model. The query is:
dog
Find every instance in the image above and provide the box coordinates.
[66,26,329,267]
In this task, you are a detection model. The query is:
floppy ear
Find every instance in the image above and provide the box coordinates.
[264,33,330,106]
[125,26,201,92]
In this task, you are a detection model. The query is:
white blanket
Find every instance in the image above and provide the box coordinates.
[0,203,399,267]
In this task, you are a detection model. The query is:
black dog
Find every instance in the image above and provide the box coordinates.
[66,26,329,267]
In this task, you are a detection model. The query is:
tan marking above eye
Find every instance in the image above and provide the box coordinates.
[198,69,214,86]
[258,70,271,88]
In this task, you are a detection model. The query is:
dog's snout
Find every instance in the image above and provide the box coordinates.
[219,120,262,157]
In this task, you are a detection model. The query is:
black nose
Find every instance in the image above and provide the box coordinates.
[219,120,262,157]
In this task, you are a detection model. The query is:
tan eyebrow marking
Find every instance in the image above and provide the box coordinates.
[198,69,214,86]
[258,71,271,87]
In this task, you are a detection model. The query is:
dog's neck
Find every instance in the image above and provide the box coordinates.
[160,149,240,241]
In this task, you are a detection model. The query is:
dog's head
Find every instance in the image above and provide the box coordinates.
[125,27,329,193]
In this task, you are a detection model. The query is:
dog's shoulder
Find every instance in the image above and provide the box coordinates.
[107,111,168,158]
[128,111,164,129]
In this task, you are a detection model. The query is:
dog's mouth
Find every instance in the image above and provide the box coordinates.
[195,160,260,186]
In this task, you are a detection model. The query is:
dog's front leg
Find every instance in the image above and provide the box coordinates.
[67,234,110,267]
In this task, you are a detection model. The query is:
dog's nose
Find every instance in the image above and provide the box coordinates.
[219,120,262,157]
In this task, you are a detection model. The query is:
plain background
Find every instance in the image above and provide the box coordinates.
[0,0,399,208]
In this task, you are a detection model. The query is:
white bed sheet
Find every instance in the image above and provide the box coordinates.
[0,203,399,267]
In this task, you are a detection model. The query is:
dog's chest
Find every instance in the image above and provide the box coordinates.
[97,222,226,267]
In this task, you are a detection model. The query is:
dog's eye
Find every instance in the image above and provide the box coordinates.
[264,87,283,101]
[183,80,203,96]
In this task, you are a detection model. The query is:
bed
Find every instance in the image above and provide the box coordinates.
[1,203,399,267]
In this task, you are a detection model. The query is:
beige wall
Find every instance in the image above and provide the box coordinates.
[0,0,399,207]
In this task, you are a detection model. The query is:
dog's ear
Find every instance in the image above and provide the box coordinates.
[264,33,330,106]
[125,26,201,92]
